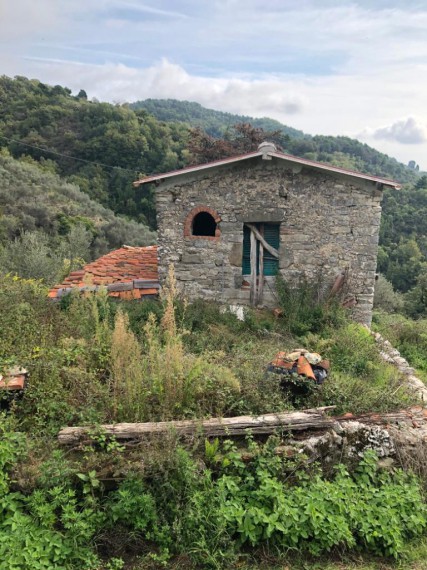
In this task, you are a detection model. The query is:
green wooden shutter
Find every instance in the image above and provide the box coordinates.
[242,223,280,276]
[263,224,280,276]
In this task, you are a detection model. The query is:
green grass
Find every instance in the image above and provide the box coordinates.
[118,537,427,569]
[372,311,427,383]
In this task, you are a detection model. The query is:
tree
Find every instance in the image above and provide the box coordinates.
[187,123,284,165]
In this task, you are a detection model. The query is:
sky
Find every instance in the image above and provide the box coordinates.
[1,0,427,168]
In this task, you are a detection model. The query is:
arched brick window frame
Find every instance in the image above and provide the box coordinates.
[184,206,221,241]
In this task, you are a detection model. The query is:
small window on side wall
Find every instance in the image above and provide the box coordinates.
[184,206,221,240]
[192,212,216,236]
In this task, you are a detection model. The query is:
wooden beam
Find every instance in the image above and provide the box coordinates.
[57,406,427,446]
[58,407,336,444]
[246,223,279,259]
[257,224,264,305]
[250,228,257,306]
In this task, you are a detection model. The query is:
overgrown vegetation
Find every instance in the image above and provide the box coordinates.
[0,151,155,284]
[373,311,427,381]
[1,76,427,566]
[0,268,424,568]
[2,416,426,569]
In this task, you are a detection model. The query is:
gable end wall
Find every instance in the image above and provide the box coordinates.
[155,157,382,326]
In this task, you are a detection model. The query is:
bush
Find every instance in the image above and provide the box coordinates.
[276,274,346,336]
[216,441,426,559]
[303,322,417,413]
[0,415,103,569]
[101,441,427,565]
[374,274,404,313]
[373,312,427,378]
[108,268,240,422]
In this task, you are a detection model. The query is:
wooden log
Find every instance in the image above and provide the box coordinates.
[133,279,160,289]
[58,407,336,445]
[250,228,257,306]
[57,406,427,446]
[246,223,279,259]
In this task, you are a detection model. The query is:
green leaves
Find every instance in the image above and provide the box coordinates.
[216,441,427,558]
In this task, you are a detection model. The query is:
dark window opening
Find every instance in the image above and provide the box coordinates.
[192,212,217,236]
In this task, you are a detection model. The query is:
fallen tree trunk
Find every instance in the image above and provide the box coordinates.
[58,407,335,445]
[57,406,427,446]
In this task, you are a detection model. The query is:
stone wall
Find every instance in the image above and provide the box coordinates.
[155,156,383,325]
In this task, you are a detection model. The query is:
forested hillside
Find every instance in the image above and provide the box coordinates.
[1,75,427,315]
[0,76,189,227]
[131,98,306,140]
[0,151,155,284]
[131,98,418,184]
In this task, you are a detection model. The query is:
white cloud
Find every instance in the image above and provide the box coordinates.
[371,118,427,145]
[118,2,189,19]
[2,1,427,167]
[19,57,307,116]
[0,0,64,41]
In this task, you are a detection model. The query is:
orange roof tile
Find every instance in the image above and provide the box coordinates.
[49,245,159,300]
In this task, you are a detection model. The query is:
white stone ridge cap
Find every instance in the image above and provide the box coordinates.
[133,147,402,190]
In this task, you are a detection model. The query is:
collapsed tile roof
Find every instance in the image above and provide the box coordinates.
[49,245,159,300]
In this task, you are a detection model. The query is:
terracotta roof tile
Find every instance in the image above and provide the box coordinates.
[49,245,159,300]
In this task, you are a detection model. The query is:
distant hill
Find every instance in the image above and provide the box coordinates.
[130,98,306,140]
[131,98,418,185]
[0,151,155,256]
[0,76,190,228]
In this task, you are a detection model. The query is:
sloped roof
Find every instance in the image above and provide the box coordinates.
[133,143,401,190]
[49,245,159,300]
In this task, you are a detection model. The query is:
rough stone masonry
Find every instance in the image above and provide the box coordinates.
[135,143,400,326]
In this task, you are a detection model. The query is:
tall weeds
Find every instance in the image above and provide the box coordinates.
[110,310,146,421]
[109,266,239,421]
[276,273,346,336]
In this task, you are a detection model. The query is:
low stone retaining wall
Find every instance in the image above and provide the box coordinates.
[370,329,427,402]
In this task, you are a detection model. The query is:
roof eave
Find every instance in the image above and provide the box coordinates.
[133,151,263,186]
[268,152,401,189]
[133,150,402,190]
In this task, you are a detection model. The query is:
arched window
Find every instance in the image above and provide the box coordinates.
[192,211,217,236]
[184,206,221,240]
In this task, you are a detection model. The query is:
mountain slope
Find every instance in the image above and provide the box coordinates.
[0,76,190,228]
[0,151,155,255]
[130,98,306,140]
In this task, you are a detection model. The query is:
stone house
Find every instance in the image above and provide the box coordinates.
[134,142,400,325]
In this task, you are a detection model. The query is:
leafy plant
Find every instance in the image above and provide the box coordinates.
[276,274,347,336]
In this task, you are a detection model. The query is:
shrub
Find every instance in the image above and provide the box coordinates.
[110,309,146,422]
[373,312,427,379]
[374,274,404,313]
[108,267,240,422]
[216,441,427,559]
[304,322,417,413]
[276,274,347,336]
[327,322,379,378]
[0,416,103,569]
